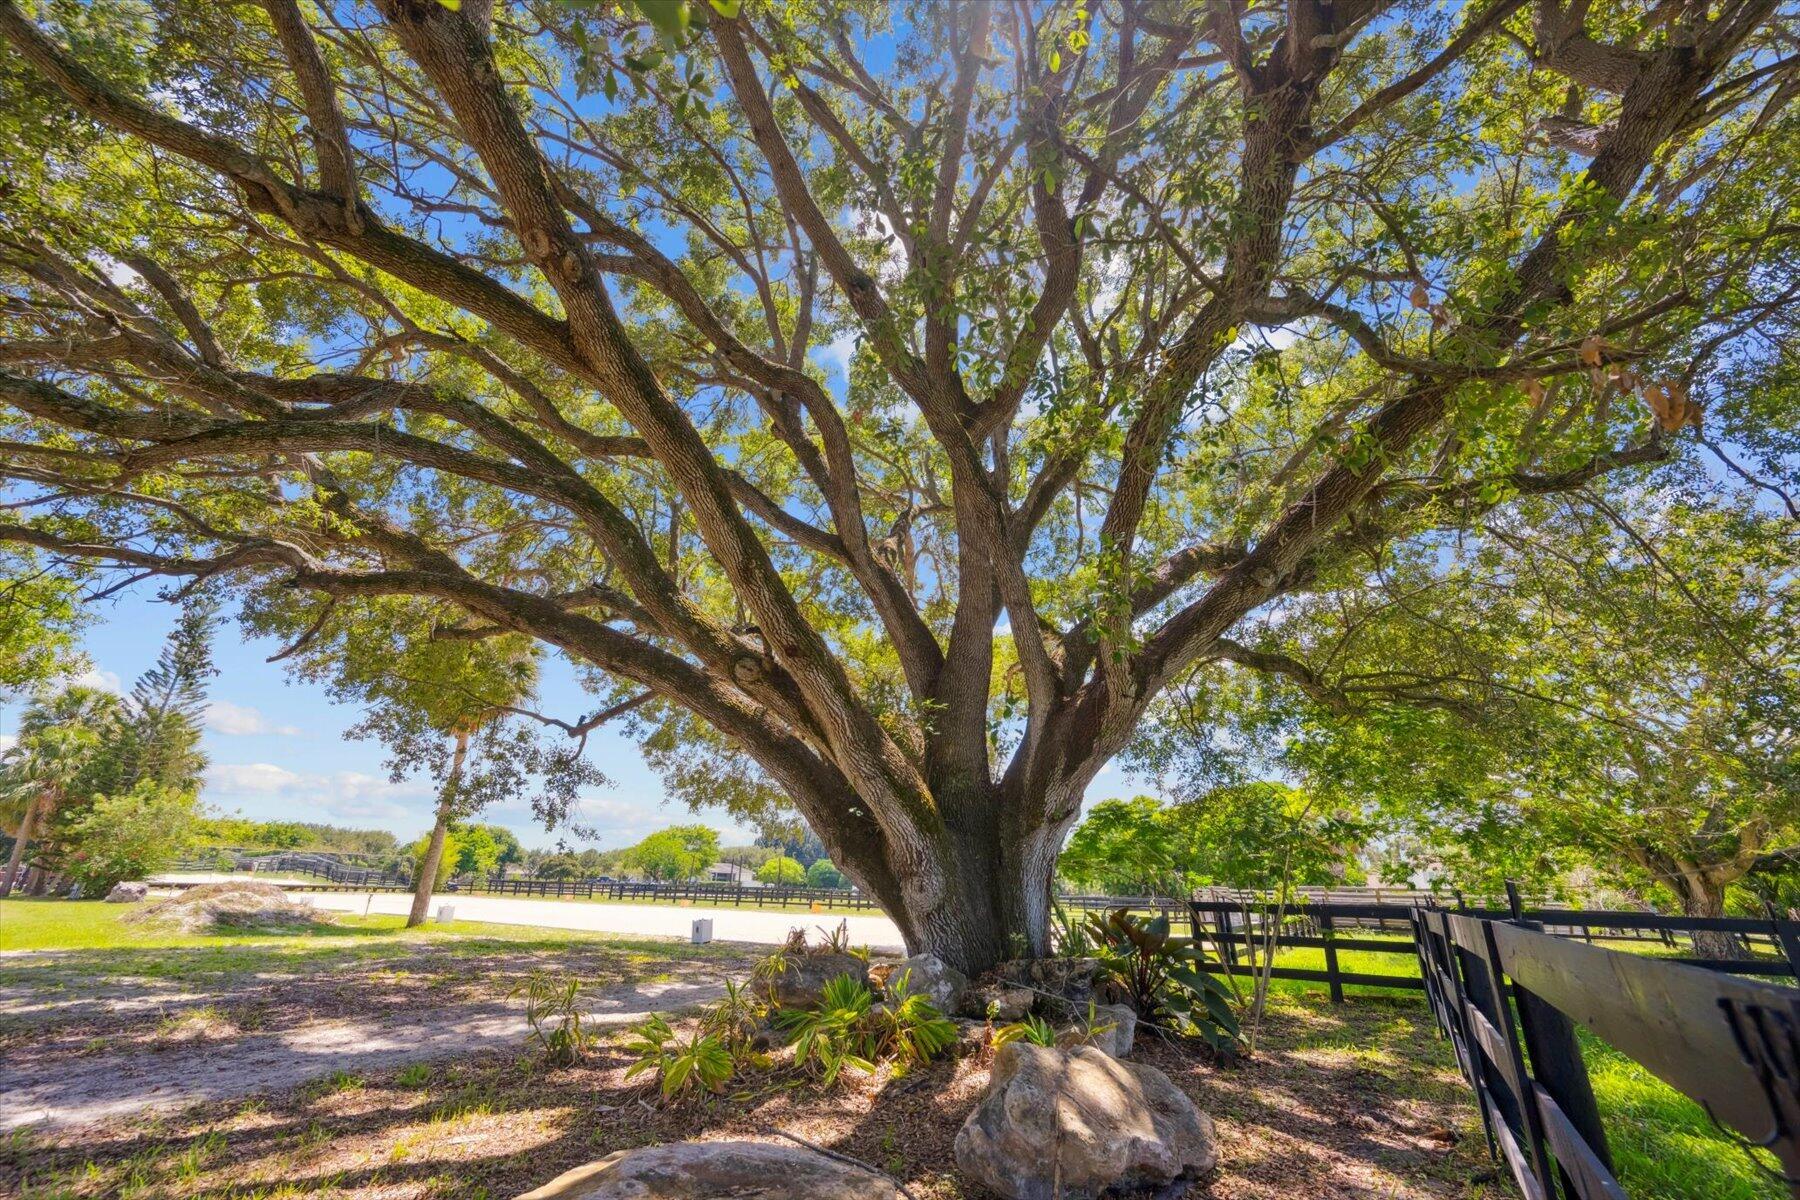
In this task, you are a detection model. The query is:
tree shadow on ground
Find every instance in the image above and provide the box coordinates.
[1,993,1496,1200]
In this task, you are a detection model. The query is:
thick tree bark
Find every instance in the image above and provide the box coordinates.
[0,795,41,898]
[1673,871,1747,960]
[406,729,469,929]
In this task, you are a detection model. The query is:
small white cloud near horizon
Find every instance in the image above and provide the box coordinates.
[205,762,429,824]
[71,666,123,694]
[206,700,301,737]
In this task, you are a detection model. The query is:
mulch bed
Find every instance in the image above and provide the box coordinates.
[1,991,1504,1200]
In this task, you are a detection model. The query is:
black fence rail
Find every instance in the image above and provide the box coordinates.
[241,853,409,888]
[1189,894,1800,1003]
[472,876,881,908]
[1416,906,1800,1198]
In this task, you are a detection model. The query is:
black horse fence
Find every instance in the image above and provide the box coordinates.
[1188,891,1800,1197]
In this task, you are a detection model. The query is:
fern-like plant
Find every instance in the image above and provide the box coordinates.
[621,1013,735,1101]
[509,972,591,1066]
[874,968,957,1067]
[775,973,879,1085]
[993,1013,1058,1049]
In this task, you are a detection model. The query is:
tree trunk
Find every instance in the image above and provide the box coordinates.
[1674,873,1744,960]
[407,729,469,929]
[841,792,1070,977]
[0,795,41,898]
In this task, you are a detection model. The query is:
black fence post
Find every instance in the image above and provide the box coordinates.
[1318,907,1345,1004]
[1505,906,1616,1194]
[1766,901,1800,983]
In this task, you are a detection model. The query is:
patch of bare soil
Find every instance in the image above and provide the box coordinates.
[0,942,759,1132]
[1,991,1504,1200]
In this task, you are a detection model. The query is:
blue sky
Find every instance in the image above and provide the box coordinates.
[10,580,1139,852]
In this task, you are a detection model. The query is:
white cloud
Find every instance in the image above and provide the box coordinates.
[207,762,303,793]
[90,253,142,290]
[1231,322,1303,353]
[205,762,429,823]
[0,733,15,755]
[815,329,859,383]
[206,700,301,737]
[72,667,123,694]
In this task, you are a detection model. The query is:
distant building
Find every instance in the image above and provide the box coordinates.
[706,862,755,885]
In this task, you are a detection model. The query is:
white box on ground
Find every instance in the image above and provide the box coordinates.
[691,918,713,944]
[436,904,455,923]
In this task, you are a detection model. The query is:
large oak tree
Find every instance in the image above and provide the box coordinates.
[0,0,1794,971]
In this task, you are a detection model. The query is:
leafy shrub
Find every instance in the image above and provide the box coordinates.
[1083,908,1240,1051]
[698,977,764,1054]
[994,1013,1058,1049]
[61,783,199,893]
[622,1013,736,1100]
[777,970,957,1084]
[876,968,957,1067]
[777,973,881,1085]
[509,972,591,1066]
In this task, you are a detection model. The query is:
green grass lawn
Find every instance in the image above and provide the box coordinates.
[0,897,731,963]
[0,896,654,953]
[0,898,741,1001]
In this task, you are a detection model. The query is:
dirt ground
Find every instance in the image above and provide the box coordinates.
[1,971,1507,1200]
[0,937,759,1132]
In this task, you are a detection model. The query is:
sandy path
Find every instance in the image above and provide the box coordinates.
[0,970,729,1132]
[297,889,908,951]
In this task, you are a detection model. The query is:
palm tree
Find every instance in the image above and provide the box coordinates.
[0,687,116,896]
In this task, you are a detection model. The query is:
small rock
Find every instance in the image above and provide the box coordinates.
[104,882,150,904]
[767,952,868,1009]
[955,1042,1217,1200]
[1082,1002,1137,1058]
[514,1140,907,1199]
[961,981,1035,1021]
[867,953,968,1013]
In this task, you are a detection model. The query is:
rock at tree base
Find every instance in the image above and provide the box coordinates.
[513,1140,908,1199]
[105,881,149,903]
[768,951,868,1008]
[867,952,968,1012]
[959,981,1035,1021]
[1085,1002,1137,1058]
[955,1042,1217,1200]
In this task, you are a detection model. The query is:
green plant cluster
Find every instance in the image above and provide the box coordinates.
[623,959,958,1102]
[510,972,593,1067]
[1079,908,1241,1051]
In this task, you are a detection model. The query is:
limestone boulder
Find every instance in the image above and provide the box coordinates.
[514,1140,907,1200]
[867,953,968,1013]
[954,1043,1217,1200]
[1082,1002,1137,1059]
[960,981,1035,1021]
[767,952,868,1009]
[104,881,150,903]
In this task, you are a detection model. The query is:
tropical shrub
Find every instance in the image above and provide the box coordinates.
[993,1014,1058,1049]
[875,969,958,1068]
[622,1013,734,1101]
[777,973,881,1085]
[1084,909,1240,1051]
[510,972,592,1066]
[60,783,199,894]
